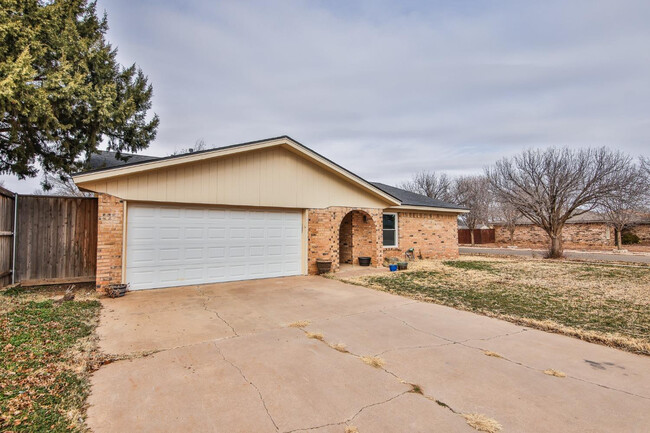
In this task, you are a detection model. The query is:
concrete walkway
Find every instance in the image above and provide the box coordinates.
[87,276,650,433]
[460,246,650,264]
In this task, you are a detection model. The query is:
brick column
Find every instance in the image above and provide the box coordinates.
[96,193,124,291]
[307,207,383,274]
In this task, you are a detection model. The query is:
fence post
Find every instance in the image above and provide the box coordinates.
[11,193,17,285]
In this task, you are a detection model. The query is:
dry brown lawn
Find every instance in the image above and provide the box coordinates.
[339,255,650,355]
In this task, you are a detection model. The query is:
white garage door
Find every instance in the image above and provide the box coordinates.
[125,204,303,290]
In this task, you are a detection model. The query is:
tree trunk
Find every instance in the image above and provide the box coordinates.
[616,229,622,250]
[470,229,475,246]
[548,235,564,258]
[509,228,515,245]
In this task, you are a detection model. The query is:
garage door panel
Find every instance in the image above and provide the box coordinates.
[208,228,226,239]
[228,264,247,278]
[208,247,225,258]
[126,204,303,290]
[230,228,248,239]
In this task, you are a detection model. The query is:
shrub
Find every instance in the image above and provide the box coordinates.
[622,232,640,245]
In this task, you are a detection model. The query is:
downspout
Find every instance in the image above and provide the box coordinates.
[11,193,17,285]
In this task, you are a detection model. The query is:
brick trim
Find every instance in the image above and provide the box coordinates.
[96,193,124,291]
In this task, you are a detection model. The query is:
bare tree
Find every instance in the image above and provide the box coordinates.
[642,156,650,178]
[170,138,210,156]
[495,201,522,245]
[399,171,453,202]
[33,173,91,197]
[600,164,650,249]
[486,147,634,258]
[454,175,491,245]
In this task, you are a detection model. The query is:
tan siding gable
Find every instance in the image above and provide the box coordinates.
[79,146,390,209]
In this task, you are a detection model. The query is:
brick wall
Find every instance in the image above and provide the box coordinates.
[383,212,459,261]
[339,213,353,264]
[494,223,614,248]
[96,193,124,291]
[307,207,383,274]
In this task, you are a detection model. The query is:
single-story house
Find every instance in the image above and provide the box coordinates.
[73,136,467,291]
[492,211,650,248]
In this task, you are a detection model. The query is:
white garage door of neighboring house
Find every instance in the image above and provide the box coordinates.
[125,204,303,290]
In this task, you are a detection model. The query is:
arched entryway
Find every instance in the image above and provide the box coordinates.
[338,210,377,267]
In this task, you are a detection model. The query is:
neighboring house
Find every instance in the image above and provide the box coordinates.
[625,214,650,243]
[492,211,615,248]
[73,136,467,291]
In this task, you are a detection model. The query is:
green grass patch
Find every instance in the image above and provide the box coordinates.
[570,265,649,280]
[1,294,100,432]
[442,260,497,273]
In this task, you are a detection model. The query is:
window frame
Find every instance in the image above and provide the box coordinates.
[382,212,399,248]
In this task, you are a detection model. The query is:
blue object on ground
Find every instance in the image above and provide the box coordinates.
[389,264,398,272]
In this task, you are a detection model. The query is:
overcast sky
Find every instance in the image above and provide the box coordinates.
[3,0,650,193]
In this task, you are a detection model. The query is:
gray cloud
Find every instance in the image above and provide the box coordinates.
[3,0,650,192]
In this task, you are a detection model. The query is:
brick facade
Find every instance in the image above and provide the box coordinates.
[307,207,384,274]
[494,223,614,248]
[96,193,124,291]
[338,210,378,266]
[94,199,461,283]
[384,211,459,261]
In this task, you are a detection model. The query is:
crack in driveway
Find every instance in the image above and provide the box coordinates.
[283,390,411,433]
[214,342,280,431]
[195,286,239,337]
[382,311,650,401]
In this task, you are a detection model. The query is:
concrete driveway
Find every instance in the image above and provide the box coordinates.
[87,276,650,433]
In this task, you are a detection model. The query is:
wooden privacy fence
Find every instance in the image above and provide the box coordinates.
[458,228,495,244]
[0,187,15,287]
[0,191,98,287]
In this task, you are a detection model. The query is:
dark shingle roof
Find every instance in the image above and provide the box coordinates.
[371,182,466,210]
[78,136,293,175]
[87,151,159,171]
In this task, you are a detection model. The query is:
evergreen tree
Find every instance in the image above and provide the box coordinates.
[0,0,159,185]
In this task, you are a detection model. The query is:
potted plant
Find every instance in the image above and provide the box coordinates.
[316,259,332,274]
[358,256,371,266]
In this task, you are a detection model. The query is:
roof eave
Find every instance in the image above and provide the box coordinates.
[72,136,401,206]
[387,204,469,214]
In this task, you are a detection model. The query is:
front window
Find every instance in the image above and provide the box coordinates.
[383,213,398,247]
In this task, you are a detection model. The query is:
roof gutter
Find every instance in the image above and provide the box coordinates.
[386,205,469,214]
